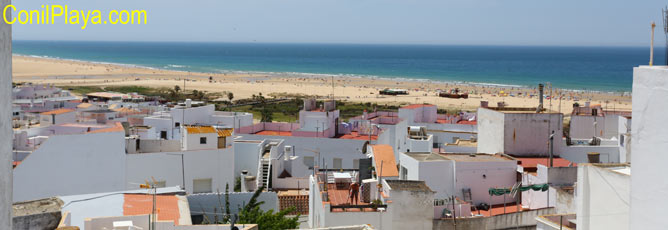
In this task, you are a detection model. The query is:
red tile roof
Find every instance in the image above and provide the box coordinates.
[401,104,435,109]
[255,130,293,136]
[372,145,399,178]
[325,184,375,212]
[339,131,378,140]
[475,202,524,217]
[517,157,575,168]
[123,194,181,225]
[40,108,75,115]
[457,120,477,125]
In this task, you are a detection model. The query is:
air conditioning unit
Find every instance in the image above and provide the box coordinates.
[284,145,293,154]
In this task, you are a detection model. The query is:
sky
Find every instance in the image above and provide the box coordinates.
[9,0,668,46]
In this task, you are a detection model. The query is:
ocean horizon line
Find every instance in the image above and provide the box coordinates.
[11,39,665,49]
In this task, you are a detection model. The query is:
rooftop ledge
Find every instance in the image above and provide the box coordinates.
[637,65,668,69]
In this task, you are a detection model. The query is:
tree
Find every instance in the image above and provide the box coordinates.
[227,92,235,111]
[237,186,299,230]
[234,177,241,192]
[224,183,231,223]
[227,92,234,103]
[260,107,273,122]
[174,85,181,93]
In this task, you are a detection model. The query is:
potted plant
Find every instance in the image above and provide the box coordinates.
[371,199,383,211]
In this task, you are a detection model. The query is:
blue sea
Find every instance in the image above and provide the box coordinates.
[13,40,665,92]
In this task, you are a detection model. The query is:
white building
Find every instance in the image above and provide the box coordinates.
[182,126,220,151]
[144,101,252,140]
[477,107,563,156]
[630,66,668,230]
[569,103,632,139]
[298,99,340,138]
[13,127,236,201]
[39,108,76,127]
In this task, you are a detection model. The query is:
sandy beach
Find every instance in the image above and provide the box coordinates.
[13,55,632,115]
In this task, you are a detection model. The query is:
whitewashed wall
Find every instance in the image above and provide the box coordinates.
[630,66,668,230]
[476,108,505,154]
[455,160,517,205]
[576,165,630,230]
[125,148,235,194]
[13,132,127,202]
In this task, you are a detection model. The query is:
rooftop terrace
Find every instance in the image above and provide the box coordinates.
[442,153,514,162]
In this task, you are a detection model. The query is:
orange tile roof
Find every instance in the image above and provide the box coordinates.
[40,108,75,115]
[401,104,435,109]
[123,194,181,225]
[76,103,93,109]
[217,128,233,137]
[371,145,399,178]
[113,107,139,113]
[185,126,217,134]
[88,122,125,134]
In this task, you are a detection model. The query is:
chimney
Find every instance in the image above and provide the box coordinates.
[185,99,192,108]
[537,84,544,113]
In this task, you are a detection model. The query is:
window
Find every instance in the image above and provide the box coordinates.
[200,137,207,144]
[401,166,408,180]
[193,178,212,193]
[175,122,180,128]
[303,156,314,168]
[353,159,360,169]
[333,158,342,169]
[160,131,167,139]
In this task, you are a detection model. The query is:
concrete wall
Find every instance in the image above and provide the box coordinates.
[576,164,629,230]
[569,115,606,139]
[476,108,505,154]
[1,2,11,228]
[13,132,127,202]
[503,113,563,156]
[12,212,61,230]
[560,144,621,164]
[389,189,434,230]
[630,66,668,230]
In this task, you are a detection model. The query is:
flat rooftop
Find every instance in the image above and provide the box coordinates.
[385,180,433,192]
[445,139,478,147]
[253,130,378,140]
[442,153,513,162]
[405,152,450,162]
[482,107,559,114]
